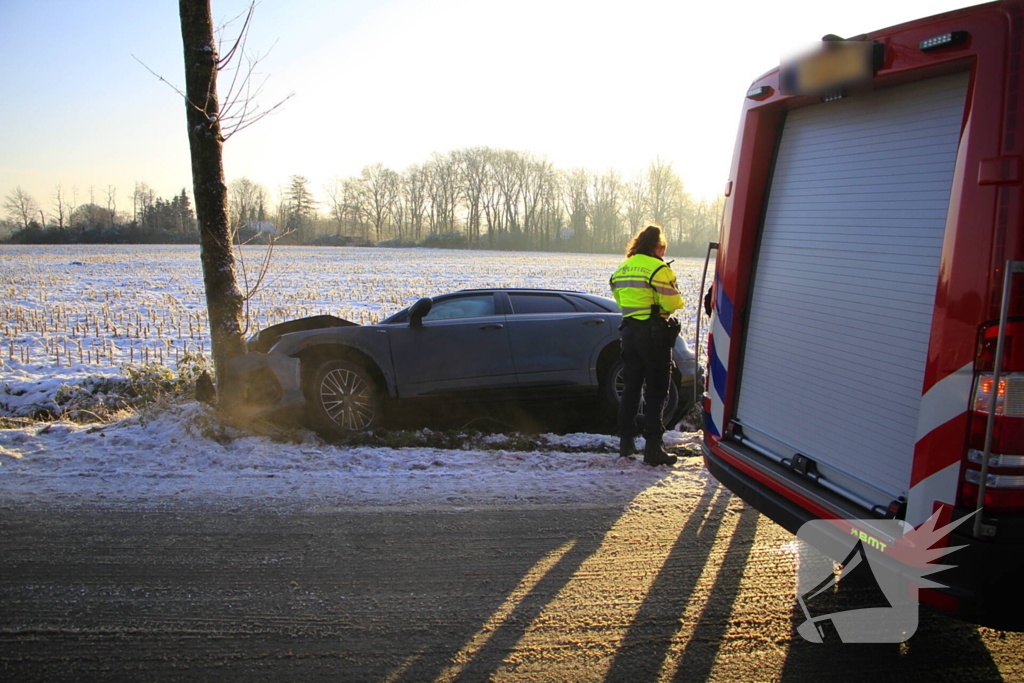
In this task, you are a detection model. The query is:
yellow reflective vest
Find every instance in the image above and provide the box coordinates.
[609,254,684,320]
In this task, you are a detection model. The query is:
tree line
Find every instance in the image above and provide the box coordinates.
[2,184,197,244]
[2,148,723,255]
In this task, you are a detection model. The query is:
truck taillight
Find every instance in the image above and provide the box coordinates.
[961,321,1024,512]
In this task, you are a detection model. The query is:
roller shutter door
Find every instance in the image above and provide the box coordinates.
[735,72,969,509]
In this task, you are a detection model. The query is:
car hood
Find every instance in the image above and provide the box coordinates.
[247,314,358,354]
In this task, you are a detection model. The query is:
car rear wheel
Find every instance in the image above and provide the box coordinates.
[604,359,681,430]
[307,360,383,436]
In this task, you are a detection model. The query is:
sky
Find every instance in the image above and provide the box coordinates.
[0,0,983,214]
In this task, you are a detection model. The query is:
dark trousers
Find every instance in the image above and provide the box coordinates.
[617,320,672,442]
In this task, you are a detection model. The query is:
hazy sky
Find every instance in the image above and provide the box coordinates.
[0,0,981,213]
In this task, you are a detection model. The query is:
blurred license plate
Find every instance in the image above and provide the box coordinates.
[781,42,874,95]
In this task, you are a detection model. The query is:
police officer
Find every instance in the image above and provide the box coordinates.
[609,224,684,465]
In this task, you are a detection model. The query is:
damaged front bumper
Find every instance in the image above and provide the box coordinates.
[222,351,305,421]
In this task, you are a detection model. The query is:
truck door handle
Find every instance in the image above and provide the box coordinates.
[583,319,606,326]
[479,323,504,330]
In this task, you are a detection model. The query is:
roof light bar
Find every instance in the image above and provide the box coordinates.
[920,31,968,52]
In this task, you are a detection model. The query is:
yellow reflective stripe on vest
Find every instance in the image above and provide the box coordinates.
[610,279,651,290]
[652,283,677,296]
[610,253,683,319]
[618,305,651,317]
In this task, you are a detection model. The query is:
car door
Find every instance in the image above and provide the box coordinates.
[387,292,517,397]
[503,292,617,387]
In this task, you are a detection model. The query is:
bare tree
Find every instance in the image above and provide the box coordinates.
[589,170,623,251]
[228,177,268,237]
[520,155,555,245]
[51,185,69,230]
[402,164,428,242]
[455,147,491,243]
[132,182,155,226]
[562,168,590,249]
[646,156,683,239]
[623,174,648,237]
[322,177,347,235]
[492,150,525,240]
[3,187,40,230]
[178,0,247,396]
[105,185,117,230]
[481,161,505,246]
[359,164,399,242]
[691,195,726,247]
[227,178,281,334]
[425,153,459,235]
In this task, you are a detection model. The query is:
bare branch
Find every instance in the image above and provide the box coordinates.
[132,54,211,123]
[142,1,290,144]
[212,1,293,141]
[217,2,255,68]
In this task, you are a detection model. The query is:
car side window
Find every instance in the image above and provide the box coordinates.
[422,295,496,321]
[566,295,612,313]
[508,293,577,315]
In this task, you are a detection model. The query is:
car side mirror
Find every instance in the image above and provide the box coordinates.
[408,297,432,327]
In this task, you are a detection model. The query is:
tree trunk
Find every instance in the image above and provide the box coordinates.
[179,0,246,398]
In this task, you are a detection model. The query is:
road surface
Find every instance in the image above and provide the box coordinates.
[2,479,1021,682]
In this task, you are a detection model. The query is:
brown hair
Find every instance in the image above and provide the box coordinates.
[625,224,666,258]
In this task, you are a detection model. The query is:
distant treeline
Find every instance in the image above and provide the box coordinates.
[2,147,723,255]
[2,187,198,245]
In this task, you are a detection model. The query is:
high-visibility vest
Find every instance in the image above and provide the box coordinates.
[609,253,684,320]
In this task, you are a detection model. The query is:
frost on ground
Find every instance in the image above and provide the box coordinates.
[0,401,709,511]
[1,245,714,512]
[0,336,710,514]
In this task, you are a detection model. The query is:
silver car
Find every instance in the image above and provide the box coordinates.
[225,288,698,437]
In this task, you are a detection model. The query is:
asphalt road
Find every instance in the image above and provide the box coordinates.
[2,482,1022,682]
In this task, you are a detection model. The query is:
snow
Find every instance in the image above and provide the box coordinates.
[0,362,122,417]
[0,400,709,511]
[0,245,713,511]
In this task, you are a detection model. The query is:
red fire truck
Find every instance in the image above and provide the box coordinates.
[701,0,1024,629]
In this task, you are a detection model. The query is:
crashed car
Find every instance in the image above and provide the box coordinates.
[225,288,699,436]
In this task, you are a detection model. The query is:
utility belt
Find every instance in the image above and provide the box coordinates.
[620,305,682,339]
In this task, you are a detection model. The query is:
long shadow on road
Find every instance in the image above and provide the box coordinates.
[779,591,1009,682]
[601,485,752,682]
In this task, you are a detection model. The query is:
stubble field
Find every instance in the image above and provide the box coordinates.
[0,244,712,372]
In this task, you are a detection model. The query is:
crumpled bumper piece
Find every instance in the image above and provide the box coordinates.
[223,351,305,420]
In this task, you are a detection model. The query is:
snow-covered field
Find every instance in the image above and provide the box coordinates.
[1,244,711,371]
[1,245,713,510]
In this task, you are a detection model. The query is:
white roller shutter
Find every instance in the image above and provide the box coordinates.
[735,72,969,509]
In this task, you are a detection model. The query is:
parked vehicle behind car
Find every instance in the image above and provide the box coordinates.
[225,288,699,437]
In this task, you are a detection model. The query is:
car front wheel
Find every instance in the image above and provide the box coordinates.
[307,360,384,436]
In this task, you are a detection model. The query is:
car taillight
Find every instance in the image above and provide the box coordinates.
[960,320,1024,513]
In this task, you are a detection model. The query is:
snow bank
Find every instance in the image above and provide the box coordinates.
[0,361,124,417]
[0,401,710,511]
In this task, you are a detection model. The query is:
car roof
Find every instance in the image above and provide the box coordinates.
[454,287,599,296]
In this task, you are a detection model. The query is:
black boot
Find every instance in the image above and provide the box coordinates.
[644,441,677,466]
[618,436,636,458]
